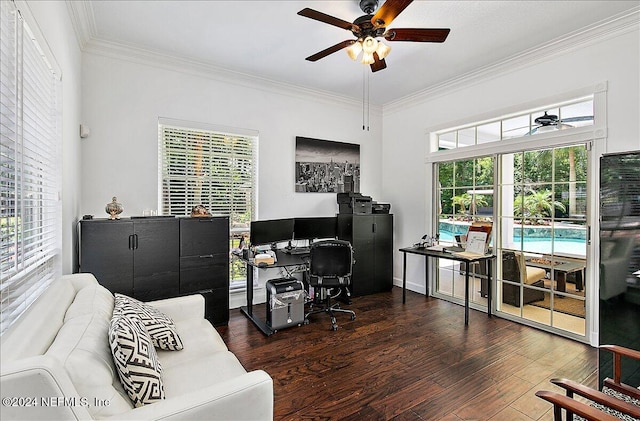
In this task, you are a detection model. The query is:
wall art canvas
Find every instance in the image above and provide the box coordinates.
[295,136,360,193]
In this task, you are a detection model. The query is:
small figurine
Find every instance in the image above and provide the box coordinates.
[190,205,211,217]
[106,197,123,220]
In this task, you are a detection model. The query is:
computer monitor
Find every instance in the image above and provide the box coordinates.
[249,218,294,247]
[294,217,337,241]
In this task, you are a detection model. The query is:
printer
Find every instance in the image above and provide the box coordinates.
[337,192,372,214]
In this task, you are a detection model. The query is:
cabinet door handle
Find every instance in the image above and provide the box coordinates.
[129,234,135,250]
[133,234,139,250]
[199,254,214,259]
[372,223,376,233]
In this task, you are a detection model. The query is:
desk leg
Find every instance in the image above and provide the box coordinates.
[240,264,275,336]
[402,252,407,304]
[487,259,492,318]
[465,266,470,325]
[246,264,253,315]
[425,255,429,297]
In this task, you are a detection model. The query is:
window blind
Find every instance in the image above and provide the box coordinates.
[158,122,256,227]
[0,0,61,335]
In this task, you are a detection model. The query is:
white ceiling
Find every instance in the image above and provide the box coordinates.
[76,0,640,105]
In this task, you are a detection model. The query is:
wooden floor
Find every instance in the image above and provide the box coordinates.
[216,287,597,420]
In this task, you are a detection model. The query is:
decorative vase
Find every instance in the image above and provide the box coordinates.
[190,204,211,217]
[106,197,123,220]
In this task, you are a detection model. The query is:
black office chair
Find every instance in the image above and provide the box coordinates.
[304,239,356,331]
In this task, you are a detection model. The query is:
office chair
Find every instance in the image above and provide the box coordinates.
[304,239,356,331]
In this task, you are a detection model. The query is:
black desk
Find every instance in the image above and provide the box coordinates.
[399,246,495,325]
[240,250,309,336]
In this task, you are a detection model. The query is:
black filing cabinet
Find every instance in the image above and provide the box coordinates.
[337,214,393,296]
[179,217,229,325]
[79,216,230,326]
[79,217,180,301]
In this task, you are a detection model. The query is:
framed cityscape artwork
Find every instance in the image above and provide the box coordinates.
[295,136,360,193]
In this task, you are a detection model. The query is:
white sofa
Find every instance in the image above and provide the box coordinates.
[0,273,273,420]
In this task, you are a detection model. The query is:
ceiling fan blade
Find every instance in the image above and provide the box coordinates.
[561,116,594,123]
[384,28,450,43]
[370,52,387,72]
[298,8,356,31]
[371,0,413,28]
[305,40,355,62]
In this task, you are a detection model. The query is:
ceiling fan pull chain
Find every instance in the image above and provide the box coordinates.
[362,65,366,130]
[362,66,370,131]
[366,70,370,131]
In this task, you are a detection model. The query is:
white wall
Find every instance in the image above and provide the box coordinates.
[20,1,83,275]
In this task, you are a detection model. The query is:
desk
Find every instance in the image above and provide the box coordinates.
[399,246,495,325]
[239,250,309,336]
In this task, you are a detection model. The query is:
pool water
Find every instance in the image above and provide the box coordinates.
[439,227,586,256]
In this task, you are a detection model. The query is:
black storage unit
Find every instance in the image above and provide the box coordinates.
[337,214,393,296]
[79,216,230,326]
[79,217,180,301]
[179,217,229,325]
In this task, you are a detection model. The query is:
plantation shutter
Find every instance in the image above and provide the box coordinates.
[0,0,61,334]
[158,120,256,225]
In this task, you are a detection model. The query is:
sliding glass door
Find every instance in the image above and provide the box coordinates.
[496,145,588,337]
[434,144,589,339]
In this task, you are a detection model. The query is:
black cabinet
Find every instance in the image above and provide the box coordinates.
[79,218,179,301]
[79,216,230,325]
[179,217,229,325]
[337,214,393,296]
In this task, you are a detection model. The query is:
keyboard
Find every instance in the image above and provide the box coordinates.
[284,247,310,255]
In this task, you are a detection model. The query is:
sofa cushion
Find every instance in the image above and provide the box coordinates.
[45,281,134,418]
[162,351,248,397]
[157,318,228,369]
[109,314,165,407]
[114,294,184,351]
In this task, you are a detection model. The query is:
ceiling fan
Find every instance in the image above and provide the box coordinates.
[297,0,450,72]
[530,111,594,134]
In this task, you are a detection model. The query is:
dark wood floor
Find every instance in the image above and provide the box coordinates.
[216,287,597,420]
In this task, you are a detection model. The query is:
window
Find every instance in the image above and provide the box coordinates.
[158,119,257,287]
[437,98,594,150]
[1,1,61,334]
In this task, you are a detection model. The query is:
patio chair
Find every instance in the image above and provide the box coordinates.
[536,344,640,420]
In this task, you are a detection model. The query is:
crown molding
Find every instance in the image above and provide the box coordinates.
[383,7,640,114]
[65,0,96,50]
[81,38,380,113]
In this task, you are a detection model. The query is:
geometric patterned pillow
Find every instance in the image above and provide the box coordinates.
[113,294,184,351]
[108,314,165,407]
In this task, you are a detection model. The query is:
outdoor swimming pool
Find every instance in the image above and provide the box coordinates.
[439,220,587,257]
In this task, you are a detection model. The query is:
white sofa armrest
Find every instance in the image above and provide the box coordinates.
[146,294,205,322]
[103,370,274,421]
[1,355,93,421]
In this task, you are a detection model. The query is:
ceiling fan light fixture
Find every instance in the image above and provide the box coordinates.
[346,40,363,60]
[361,51,375,65]
[375,41,391,59]
[361,36,378,54]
